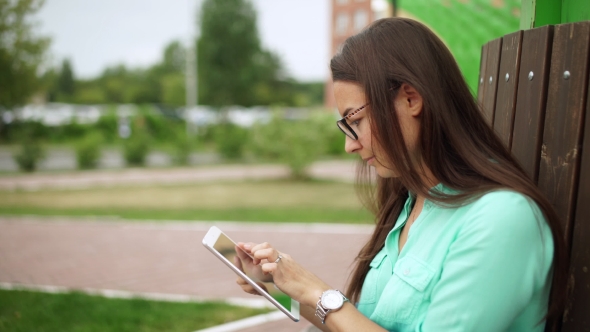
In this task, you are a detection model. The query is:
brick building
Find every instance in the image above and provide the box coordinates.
[324,0,392,108]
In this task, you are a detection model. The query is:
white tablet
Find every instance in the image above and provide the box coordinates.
[202,226,300,322]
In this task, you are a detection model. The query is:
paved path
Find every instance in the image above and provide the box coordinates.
[0,217,373,331]
[0,160,356,191]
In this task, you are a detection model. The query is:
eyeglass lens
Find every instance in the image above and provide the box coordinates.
[337,120,356,140]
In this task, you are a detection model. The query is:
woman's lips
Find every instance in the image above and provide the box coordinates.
[364,156,375,165]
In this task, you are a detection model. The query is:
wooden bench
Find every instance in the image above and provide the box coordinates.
[477,21,590,331]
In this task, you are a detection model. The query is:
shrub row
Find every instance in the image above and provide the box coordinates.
[5,110,346,176]
[0,108,185,145]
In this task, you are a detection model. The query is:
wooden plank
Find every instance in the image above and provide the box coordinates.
[537,21,590,244]
[562,76,590,331]
[477,43,489,107]
[511,25,554,182]
[482,38,502,127]
[493,30,523,150]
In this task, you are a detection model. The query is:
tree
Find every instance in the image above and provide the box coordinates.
[57,58,75,98]
[65,40,187,106]
[153,40,186,106]
[161,72,185,105]
[196,0,287,107]
[0,0,51,108]
[161,40,185,73]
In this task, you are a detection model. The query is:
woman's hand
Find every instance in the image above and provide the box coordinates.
[233,242,273,297]
[236,242,386,332]
[234,242,274,283]
[240,241,332,307]
[233,254,269,296]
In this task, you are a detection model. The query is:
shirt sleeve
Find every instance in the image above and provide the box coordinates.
[417,191,554,331]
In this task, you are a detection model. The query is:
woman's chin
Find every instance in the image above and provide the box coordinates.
[373,165,397,178]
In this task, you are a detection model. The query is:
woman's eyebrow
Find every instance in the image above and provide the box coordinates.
[342,107,354,117]
[343,104,367,119]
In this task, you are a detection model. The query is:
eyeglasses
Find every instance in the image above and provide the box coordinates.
[336,103,368,140]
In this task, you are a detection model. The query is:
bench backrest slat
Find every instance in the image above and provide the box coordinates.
[478,21,590,332]
[565,83,590,331]
[546,22,590,332]
[493,30,523,150]
[477,43,489,106]
[481,38,503,126]
[511,26,554,182]
[537,22,590,243]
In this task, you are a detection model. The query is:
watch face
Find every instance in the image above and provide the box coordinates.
[321,290,344,310]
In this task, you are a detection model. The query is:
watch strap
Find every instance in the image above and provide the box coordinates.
[315,290,349,324]
[315,298,329,324]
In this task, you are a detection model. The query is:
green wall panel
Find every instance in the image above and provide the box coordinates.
[562,0,590,23]
[394,0,521,94]
[533,0,562,27]
[519,0,588,28]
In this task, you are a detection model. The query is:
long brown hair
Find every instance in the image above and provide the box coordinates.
[331,18,567,324]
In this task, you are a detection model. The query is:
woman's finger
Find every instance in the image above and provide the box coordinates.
[238,242,260,265]
[236,278,258,295]
[235,245,252,263]
[237,243,262,265]
[261,262,278,275]
[251,242,272,253]
[237,242,257,253]
[252,247,276,261]
[235,276,268,295]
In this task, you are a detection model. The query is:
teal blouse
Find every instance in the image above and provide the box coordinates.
[357,186,554,331]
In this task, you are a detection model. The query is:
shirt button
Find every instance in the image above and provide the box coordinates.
[403,269,410,276]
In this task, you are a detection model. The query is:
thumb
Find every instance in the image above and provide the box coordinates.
[235,245,252,262]
[234,255,245,273]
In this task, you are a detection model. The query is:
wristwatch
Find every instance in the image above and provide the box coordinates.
[315,289,349,324]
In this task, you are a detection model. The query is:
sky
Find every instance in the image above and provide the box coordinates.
[35,0,331,82]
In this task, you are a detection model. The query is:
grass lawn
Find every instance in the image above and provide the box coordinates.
[0,180,374,223]
[0,289,271,332]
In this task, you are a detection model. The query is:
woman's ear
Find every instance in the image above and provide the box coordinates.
[396,83,423,117]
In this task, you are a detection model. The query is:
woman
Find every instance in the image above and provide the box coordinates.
[234,18,567,331]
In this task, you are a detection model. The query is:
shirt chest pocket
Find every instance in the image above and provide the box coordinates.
[372,255,436,327]
[358,250,389,306]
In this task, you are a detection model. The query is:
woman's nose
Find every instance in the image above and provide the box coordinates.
[344,136,361,154]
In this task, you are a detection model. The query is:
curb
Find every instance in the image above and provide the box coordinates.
[0,282,273,309]
[193,311,287,332]
[0,216,375,234]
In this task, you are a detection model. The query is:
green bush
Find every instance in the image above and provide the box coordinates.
[309,111,346,156]
[75,133,103,169]
[14,140,45,172]
[1,120,97,144]
[93,110,118,143]
[251,111,326,179]
[214,123,249,160]
[58,121,89,142]
[172,132,193,165]
[144,112,173,142]
[3,121,51,143]
[123,129,150,166]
